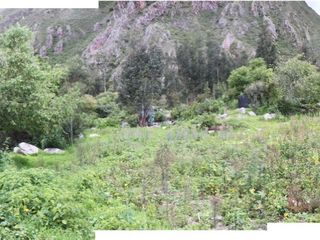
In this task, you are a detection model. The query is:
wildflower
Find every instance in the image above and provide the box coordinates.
[249,188,255,194]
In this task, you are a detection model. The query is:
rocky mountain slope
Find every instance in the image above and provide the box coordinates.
[0,1,320,88]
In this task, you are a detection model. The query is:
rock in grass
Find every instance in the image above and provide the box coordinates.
[89,133,100,138]
[44,148,65,154]
[248,111,256,116]
[238,107,246,114]
[14,142,39,155]
[218,113,228,119]
[13,147,23,154]
[263,113,276,120]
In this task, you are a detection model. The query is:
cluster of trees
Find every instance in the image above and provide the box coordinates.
[1,24,319,148]
[118,37,239,114]
[119,46,164,115]
[227,56,320,114]
[176,39,235,103]
[0,26,94,148]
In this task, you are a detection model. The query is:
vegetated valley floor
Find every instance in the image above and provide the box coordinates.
[3,110,320,239]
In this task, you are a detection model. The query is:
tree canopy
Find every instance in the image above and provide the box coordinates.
[275,55,320,113]
[0,26,79,146]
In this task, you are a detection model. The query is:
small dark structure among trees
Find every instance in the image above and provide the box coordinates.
[238,94,250,108]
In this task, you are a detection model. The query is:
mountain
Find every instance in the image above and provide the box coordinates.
[0,1,320,91]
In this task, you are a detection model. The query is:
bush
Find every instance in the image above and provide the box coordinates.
[172,99,224,121]
[0,169,89,238]
[155,110,165,122]
[275,55,320,114]
[0,150,9,171]
[95,91,122,118]
[95,116,121,128]
[192,114,219,129]
[227,58,274,98]
[125,114,139,127]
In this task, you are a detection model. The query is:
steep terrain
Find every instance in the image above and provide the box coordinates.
[0,1,320,88]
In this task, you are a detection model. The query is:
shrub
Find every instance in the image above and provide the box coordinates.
[172,99,224,121]
[125,114,139,127]
[223,206,252,230]
[95,116,121,128]
[155,110,166,122]
[227,58,274,98]
[95,91,122,118]
[0,150,9,171]
[0,168,89,237]
[275,55,320,114]
[192,114,219,129]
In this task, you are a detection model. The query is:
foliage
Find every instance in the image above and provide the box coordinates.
[154,109,166,122]
[256,27,277,67]
[172,99,224,120]
[125,114,139,127]
[227,58,274,98]
[63,55,95,95]
[1,113,320,238]
[177,39,207,101]
[275,55,320,114]
[0,26,69,145]
[119,46,164,113]
[0,26,91,148]
[193,113,219,129]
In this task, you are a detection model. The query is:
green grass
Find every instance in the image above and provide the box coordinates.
[2,112,320,239]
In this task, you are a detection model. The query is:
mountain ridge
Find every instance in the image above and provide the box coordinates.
[0,1,320,90]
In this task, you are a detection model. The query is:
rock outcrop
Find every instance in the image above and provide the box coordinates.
[0,1,319,86]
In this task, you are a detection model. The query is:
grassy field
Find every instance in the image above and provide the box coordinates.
[1,111,320,239]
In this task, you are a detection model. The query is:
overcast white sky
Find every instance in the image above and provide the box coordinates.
[306,0,320,15]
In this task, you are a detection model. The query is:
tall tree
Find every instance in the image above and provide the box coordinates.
[256,28,277,68]
[0,26,81,146]
[177,39,208,102]
[119,46,164,113]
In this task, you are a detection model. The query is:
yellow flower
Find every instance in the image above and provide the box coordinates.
[249,188,255,194]
[284,212,289,219]
[24,208,30,213]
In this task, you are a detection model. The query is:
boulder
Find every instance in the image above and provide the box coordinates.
[14,142,39,155]
[218,113,228,120]
[163,120,174,125]
[13,147,23,154]
[214,215,224,222]
[44,148,65,154]
[238,107,246,114]
[263,113,276,120]
[79,133,84,139]
[121,121,129,128]
[89,133,100,138]
[248,111,256,116]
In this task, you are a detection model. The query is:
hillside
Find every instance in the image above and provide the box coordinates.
[0,1,320,89]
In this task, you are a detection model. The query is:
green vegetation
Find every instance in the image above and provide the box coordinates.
[275,55,320,114]
[119,46,164,113]
[0,26,73,147]
[2,113,320,239]
[1,18,320,240]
